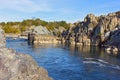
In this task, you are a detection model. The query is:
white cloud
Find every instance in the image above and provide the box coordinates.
[0,0,51,13]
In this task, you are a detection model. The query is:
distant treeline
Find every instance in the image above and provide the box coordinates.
[0,18,70,34]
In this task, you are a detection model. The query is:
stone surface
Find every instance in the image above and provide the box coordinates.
[27,25,60,44]
[0,28,6,48]
[61,11,120,47]
[0,28,52,80]
[104,29,120,53]
[32,25,50,35]
[34,35,58,44]
[28,33,59,44]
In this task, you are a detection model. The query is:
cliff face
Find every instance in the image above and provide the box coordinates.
[28,33,59,44]
[28,26,60,44]
[0,28,52,80]
[61,11,120,47]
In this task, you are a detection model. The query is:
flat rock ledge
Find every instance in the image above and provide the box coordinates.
[0,28,52,80]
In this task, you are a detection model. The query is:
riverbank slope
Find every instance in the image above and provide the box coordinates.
[0,28,52,80]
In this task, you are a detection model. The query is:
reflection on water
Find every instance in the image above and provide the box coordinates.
[6,38,120,80]
[64,45,120,65]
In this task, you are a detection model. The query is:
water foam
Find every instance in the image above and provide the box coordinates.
[83,58,120,70]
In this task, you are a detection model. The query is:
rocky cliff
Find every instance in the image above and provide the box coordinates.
[28,26,59,44]
[0,28,52,80]
[61,11,120,52]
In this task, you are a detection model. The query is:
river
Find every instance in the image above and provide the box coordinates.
[6,38,120,80]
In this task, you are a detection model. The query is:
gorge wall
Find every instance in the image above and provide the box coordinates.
[61,11,120,52]
[0,28,52,80]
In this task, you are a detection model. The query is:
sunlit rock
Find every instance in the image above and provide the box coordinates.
[0,28,52,80]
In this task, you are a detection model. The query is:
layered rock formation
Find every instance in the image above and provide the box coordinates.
[28,25,59,44]
[28,34,59,44]
[0,28,52,80]
[61,11,120,49]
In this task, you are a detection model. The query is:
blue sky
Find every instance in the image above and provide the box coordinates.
[0,0,120,23]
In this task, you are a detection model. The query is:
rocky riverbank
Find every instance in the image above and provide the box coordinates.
[61,11,120,53]
[28,26,60,44]
[0,28,52,80]
[28,34,59,44]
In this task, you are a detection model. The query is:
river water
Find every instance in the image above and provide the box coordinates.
[6,38,120,80]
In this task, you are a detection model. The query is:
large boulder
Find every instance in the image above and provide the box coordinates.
[32,25,50,35]
[0,28,52,80]
[106,29,120,46]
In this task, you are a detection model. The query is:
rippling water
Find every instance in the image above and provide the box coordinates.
[6,38,120,80]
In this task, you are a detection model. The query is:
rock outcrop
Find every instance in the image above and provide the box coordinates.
[32,25,51,35]
[61,11,120,47]
[105,29,120,54]
[28,25,59,44]
[21,25,52,36]
[28,34,59,44]
[0,28,52,80]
